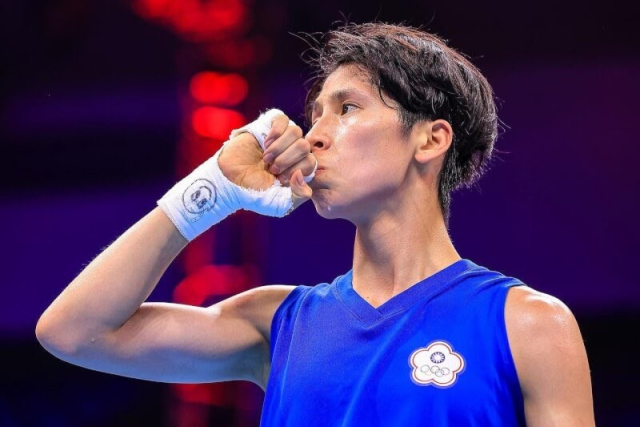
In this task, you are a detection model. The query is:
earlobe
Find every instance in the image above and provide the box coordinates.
[414,119,453,165]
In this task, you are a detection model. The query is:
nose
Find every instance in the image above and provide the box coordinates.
[306,118,332,154]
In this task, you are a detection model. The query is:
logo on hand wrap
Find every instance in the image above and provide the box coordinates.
[182,179,217,221]
[409,341,465,387]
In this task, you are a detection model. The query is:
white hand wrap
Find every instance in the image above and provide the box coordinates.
[230,109,318,183]
[229,108,292,150]
[158,109,299,242]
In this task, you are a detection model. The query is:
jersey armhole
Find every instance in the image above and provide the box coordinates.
[269,285,310,360]
[500,282,527,420]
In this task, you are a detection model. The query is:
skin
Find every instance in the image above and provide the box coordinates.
[506,287,595,426]
[305,65,461,304]
[303,66,595,424]
[36,64,594,425]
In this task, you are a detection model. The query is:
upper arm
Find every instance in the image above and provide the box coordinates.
[58,285,295,390]
[505,286,595,426]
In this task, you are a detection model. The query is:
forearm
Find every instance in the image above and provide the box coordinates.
[36,110,312,357]
[36,207,188,348]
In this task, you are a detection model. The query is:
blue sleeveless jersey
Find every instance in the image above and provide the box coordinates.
[261,259,526,426]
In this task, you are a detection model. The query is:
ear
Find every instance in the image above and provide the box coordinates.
[412,119,453,165]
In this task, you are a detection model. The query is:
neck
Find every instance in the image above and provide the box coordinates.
[351,189,460,308]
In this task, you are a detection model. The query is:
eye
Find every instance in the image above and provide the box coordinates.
[341,103,358,115]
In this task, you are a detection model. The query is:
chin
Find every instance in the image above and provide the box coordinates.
[311,193,344,220]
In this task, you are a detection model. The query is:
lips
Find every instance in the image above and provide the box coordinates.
[309,166,327,188]
[314,161,326,173]
[310,160,326,185]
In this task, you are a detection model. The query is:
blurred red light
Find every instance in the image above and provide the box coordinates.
[192,107,245,140]
[204,37,272,68]
[132,0,171,19]
[190,72,249,106]
[132,0,248,41]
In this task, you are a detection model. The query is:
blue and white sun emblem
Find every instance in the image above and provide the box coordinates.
[430,351,445,364]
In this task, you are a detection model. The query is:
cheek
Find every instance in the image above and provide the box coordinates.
[337,140,406,188]
[355,162,400,191]
[334,156,404,204]
[330,117,408,194]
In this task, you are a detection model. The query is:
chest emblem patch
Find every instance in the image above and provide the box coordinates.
[409,341,465,387]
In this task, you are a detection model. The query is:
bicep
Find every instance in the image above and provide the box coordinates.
[506,287,595,426]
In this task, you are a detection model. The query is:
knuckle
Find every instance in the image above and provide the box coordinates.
[265,128,281,143]
[275,114,289,127]
[293,138,309,153]
[296,138,311,152]
[266,140,286,156]
[270,124,283,135]
[283,126,299,140]
[291,125,303,139]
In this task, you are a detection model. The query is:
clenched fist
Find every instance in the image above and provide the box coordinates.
[218,113,315,208]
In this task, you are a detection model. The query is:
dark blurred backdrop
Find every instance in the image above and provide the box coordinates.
[1,0,638,425]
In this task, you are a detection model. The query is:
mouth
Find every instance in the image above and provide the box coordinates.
[308,171,327,189]
[313,166,327,179]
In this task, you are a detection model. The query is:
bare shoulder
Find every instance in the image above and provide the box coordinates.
[505,285,583,372]
[505,285,595,426]
[505,286,576,337]
[223,285,296,342]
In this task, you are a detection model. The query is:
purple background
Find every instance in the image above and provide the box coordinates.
[1,0,638,425]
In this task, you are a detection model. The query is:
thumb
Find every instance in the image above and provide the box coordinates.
[290,169,313,208]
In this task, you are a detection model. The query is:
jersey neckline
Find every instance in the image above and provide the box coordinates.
[333,259,479,327]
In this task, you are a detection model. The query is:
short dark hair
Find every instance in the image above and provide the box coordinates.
[304,23,499,224]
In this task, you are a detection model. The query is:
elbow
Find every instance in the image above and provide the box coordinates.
[35,313,85,358]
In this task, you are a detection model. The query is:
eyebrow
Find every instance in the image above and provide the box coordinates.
[311,88,366,119]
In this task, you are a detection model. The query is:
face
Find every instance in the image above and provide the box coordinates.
[306,64,417,223]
